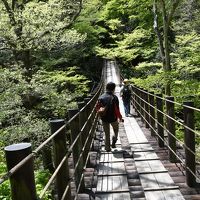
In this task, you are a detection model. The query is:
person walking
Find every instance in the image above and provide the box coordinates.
[120,79,132,117]
[96,82,123,151]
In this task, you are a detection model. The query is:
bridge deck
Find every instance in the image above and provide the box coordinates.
[94,114,185,200]
[90,60,193,200]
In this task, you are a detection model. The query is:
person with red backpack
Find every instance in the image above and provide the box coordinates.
[96,82,124,152]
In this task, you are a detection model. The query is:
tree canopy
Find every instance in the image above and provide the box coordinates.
[1,0,200,198]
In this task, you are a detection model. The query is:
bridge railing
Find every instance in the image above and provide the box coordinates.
[130,85,200,188]
[0,73,104,200]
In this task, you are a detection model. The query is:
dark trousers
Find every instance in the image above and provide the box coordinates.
[102,121,119,151]
[123,99,130,116]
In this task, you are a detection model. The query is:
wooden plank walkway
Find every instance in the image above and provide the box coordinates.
[95,62,184,200]
[95,134,131,199]
[71,60,200,200]
[78,61,200,200]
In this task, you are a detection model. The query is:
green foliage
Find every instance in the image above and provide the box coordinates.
[35,170,52,200]
[95,0,156,67]
[172,79,200,103]
[116,29,156,62]
[32,66,90,98]
[96,28,156,64]
[133,62,162,78]
[1,117,49,147]
[99,0,153,29]
[0,146,11,200]
[0,65,90,148]
[73,0,108,56]
[0,0,85,51]
[132,71,166,94]
[172,31,200,79]
[0,180,11,200]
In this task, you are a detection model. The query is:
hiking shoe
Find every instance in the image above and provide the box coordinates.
[111,141,116,148]
[105,148,111,152]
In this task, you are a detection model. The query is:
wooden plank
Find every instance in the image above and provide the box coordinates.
[98,173,127,176]
[107,176,112,191]
[163,190,185,200]
[139,170,168,174]
[140,173,175,188]
[100,153,124,163]
[145,191,165,200]
[154,172,175,187]
[130,142,149,145]
[98,161,126,175]
[102,176,108,191]
[145,190,185,200]
[135,160,166,173]
[125,118,148,143]
[112,175,119,191]
[95,192,131,200]
[135,158,159,161]
[134,151,158,160]
[96,190,130,194]
[133,149,154,152]
[140,173,159,188]
[130,143,154,152]
[96,175,129,192]
[96,175,103,191]
[144,186,179,191]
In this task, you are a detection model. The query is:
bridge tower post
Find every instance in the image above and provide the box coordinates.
[156,94,164,147]
[4,143,37,200]
[139,87,144,121]
[50,119,71,200]
[78,102,88,161]
[149,92,155,136]
[166,96,176,162]
[84,97,92,167]
[139,88,145,123]
[183,101,196,187]
[144,90,150,128]
[133,86,139,117]
[68,109,85,193]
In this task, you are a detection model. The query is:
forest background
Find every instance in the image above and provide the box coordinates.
[0,0,200,198]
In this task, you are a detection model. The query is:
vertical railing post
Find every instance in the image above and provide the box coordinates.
[134,87,139,116]
[131,85,136,113]
[144,90,149,128]
[140,89,144,122]
[183,101,196,187]
[83,98,92,167]
[156,94,164,147]
[138,88,142,121]
[68,109,85,193]
[50,119,71,200]
[149,92,155,136]
[4,143,37,200]
[84,97,92,142]
[137,88,141,117]
[78,102,88,164]
[166,96,176,162]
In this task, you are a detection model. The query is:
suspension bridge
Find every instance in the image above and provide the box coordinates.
[1,60,200,200]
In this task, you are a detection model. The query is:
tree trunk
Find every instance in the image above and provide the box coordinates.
[160,0,171,96]
[153,0,165,67]
[22,49,32,82]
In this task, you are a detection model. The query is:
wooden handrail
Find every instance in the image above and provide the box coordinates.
[131,84,200,187]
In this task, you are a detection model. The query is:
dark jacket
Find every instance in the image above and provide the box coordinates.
[97,91,120,123]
